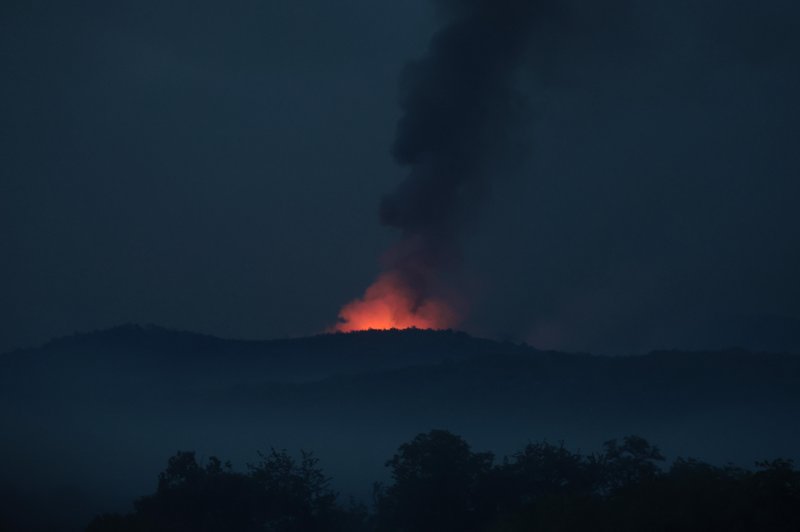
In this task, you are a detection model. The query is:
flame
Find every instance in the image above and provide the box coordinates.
[334,271,457,332]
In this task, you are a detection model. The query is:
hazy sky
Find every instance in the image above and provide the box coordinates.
[2,0,799,354]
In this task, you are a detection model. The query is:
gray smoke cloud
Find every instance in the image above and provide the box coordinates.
[336,0,557,329]
[358,0,631,323]
[372,0,546,317]
[336,0,631,330]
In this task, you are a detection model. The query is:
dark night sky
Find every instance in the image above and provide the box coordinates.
[2,0,799,354]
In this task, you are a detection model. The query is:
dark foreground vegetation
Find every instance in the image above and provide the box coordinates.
[84,431,800,532]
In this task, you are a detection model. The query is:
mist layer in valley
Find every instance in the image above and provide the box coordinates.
[1,325,799,530]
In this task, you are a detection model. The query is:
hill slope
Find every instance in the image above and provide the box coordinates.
[1,325,799,531]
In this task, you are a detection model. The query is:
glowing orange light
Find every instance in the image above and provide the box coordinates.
[333,271,456,332]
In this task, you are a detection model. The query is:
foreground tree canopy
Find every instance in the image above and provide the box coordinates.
[87,431,800,532]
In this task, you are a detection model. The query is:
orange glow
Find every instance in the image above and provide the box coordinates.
[334,271,457,332]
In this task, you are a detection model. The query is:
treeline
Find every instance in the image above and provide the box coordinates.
[88,431,800,532]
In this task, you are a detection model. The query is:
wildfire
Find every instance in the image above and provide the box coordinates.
[334,271,457,332]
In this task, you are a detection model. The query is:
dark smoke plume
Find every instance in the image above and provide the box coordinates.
[335,0,548,330]
[383,3,543,289]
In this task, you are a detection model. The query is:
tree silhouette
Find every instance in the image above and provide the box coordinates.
[246,449,347,531]
[375,430,493,532]
[597,435,664,493]
[85,434,800,532]
[87,449,364,532]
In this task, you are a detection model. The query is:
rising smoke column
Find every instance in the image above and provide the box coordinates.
[335,0,542,332]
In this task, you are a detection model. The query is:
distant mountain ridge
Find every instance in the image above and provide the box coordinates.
[5,323,799,391]
[1,325,540,392]
[2,325,799,531]
[39,323,529,357]
[41,323,240,352]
